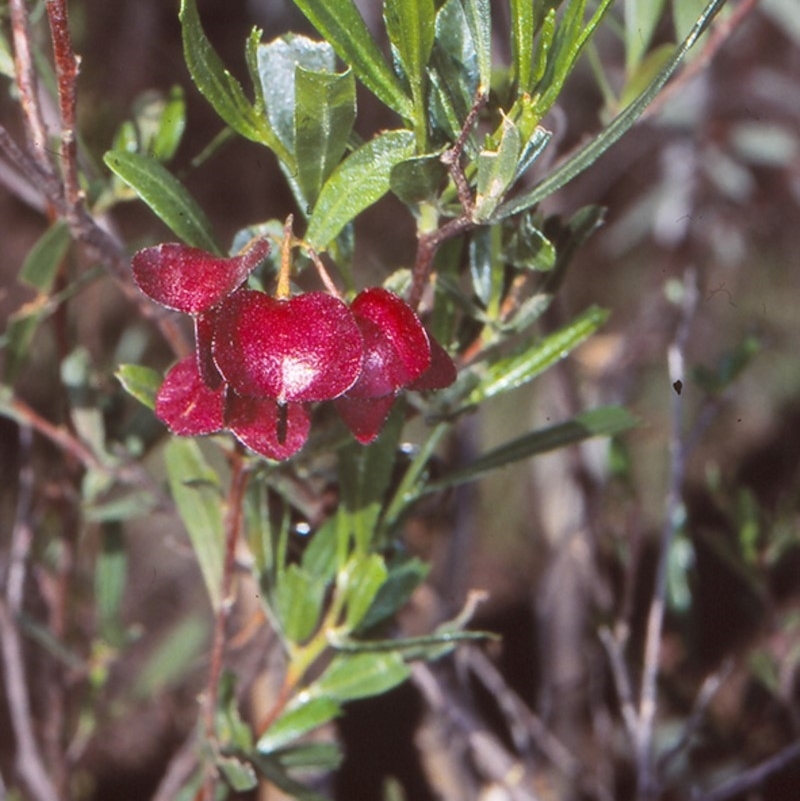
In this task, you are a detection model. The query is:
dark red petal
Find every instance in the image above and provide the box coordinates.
[194,312,224,389]
[155,356,225,435]
[344,317,404,398]
[213,290,363,402]
[132,239,269,313]
[226,394,310,460]
[351,288,430,383]
[408,335,457,391]
[335,394,397,444]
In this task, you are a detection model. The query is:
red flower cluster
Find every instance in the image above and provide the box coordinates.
[131,241,455,460]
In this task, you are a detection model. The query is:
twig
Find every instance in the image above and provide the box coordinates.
[201,447,250,801]
[45,0,83,220]
[412,661,542,801]
[635,270,699,800]
[0,426,60,801]
[658,660,732,775]
[151,731,201,801]
[409,93,487,310]
[692,740,800,801]
[598,625,640,747]
[9,0,53,176]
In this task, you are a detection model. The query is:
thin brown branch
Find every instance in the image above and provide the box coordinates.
[9,0,53,177]
[0,426,60,801]
[635,270,699,800]
[45,0,82,218]
[693,740,800,801]
[201,446,250,801]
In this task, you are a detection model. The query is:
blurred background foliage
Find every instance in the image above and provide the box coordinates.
[2,0,800,799]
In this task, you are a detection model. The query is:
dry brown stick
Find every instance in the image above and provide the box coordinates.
[0,427,60,801]
[201,447,250,801]
[9,0,53,176]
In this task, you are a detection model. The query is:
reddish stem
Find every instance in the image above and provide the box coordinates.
[201,446,250,800]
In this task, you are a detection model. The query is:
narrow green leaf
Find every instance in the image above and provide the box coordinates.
[474,116,523,221]
[103,150,219,253]
[427,406,638,492]
[150,85,187,162]
[495,0,728,219]
[179,0,287,160]
[291,0,413,117]
[673,0,710,41]
[428,0,480,141]
[356,555,429,632]
[84,490,159,523]
[295,65,356,205]
[95,523,127,645]
[275,564,323,644]
[250,753,330,801]
[625,0,668,71]
[115,363,161,411]
[311,652,410,703]
[462,0,492,92]
[300,518,338,583]
[305,130,415,251]
[19,220,71,292]
[273,742,342,771]
[384,0,436,97]
[340,554,388,631]
[510,0,535,93]
[164,439,225,609]
[466,305,609,406]
[338,403,406,554]
[258,696,341,754]
[256,35,337,155]
[217,756,257,793]
[3,302,47,382]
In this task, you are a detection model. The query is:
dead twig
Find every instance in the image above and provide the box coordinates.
[0,426,60,801]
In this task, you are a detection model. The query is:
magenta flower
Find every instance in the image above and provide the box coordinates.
[335,288,456,443]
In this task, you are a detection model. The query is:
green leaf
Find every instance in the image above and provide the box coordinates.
[619,43,674,110]
[273,742,342,771]
[509,0,535,93]
[339,554,388,632]
[390,152,448,205]
[19,220,71,292]
[84,490,159,524]
[305,129,415,251]
[115,363,161,411]
[625,0,668,71]
[505,214,557,272]
[338,403,406,554]
[311,652,410,703]
[462,0,492,93]
[275,564,323,644]
[164,439,225,609]
[300,518,338,583]
[466,305,609,406]
[103,150,219,253]
[256,35,337,155]
[217,756,257,793]
[673,0,710,41]
[426,406,638,492]
[179,0,287,161]
[291,0,413,117]
[95,523,127,645]
[356,555,429,632]
[150,85,187,162]
[295,65,357,205]
[428,0,480,142]
[258,696,341,754]
[495,0,728,219]
[384,0,435,97]
[474,116,523,221]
